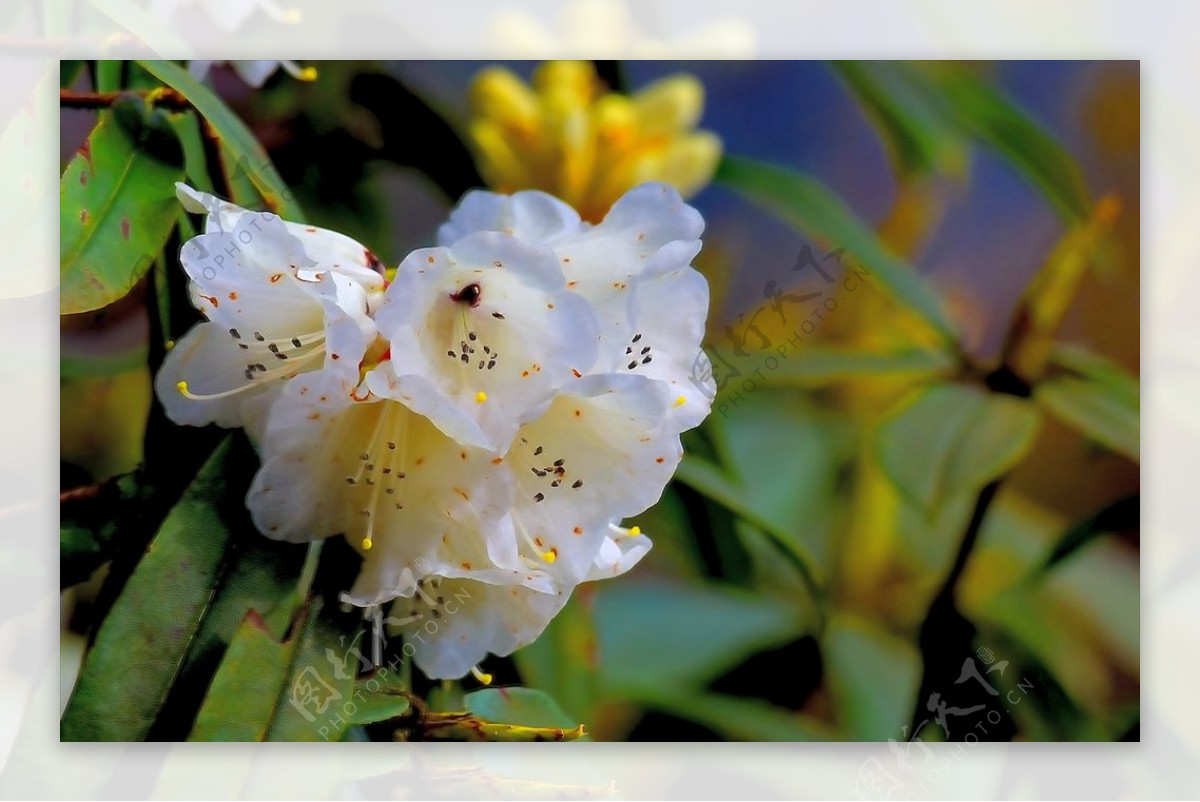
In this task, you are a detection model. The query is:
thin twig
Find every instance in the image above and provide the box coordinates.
[60,87,192,112]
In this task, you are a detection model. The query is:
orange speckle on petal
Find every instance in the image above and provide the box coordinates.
[491,456,504,465]
[460,451,467,460]
[307,412,321,420]
[574,409,582,417]
[534,537,543,547]
[655,457,665,463]
[521,370,530,378]
[567,280,577,288]
[427,255,435,263]
[571,368,582,378]
[573,526,583,535]
[331,353,340,360]
[228,291,238,301]
[270,273,283,283]
[454,487,470,501]
[461,561,472,570]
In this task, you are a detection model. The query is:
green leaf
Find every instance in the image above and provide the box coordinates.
[1041,494,1139,572]
[831,61,967,179]
[651,692,838,742]
[594,581,809,701]
[876,383,1042,513]
[187,609,300,742]
[746,346,955,390]
[1036,345,1139,461]
[707,390,841,578]
[60,97,185,315]
[189,597,358,742]
[153,532,309,739]
[95,60,124,93]
[347,674,411,726]
[926,66,1090,221]
[167,109,216,195]
[822,614,921,741]
[60,524,103,586]
[464,687,583,733]
[61,440,238,741]
[60,60,86,89]
[715,154,957,344]
[674,453,824,594]
[512,594,601,726]
[137,59,303,220]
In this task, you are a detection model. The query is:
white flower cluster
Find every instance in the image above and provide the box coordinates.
[156,182,714,679]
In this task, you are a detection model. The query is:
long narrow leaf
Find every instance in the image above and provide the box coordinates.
[716,155,957,344]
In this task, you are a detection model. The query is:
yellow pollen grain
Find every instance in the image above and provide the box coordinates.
[176,380,189,395]
[628,526,641,536]
[475,391,488,404]
[362,537,373,551]
[673,395,687,407]
[542,549,558,564]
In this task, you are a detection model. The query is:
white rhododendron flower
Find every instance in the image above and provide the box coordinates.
[155,184,385,438]
[373,231,600,451]
[188,60,317,87]
[438,183,715,430]
[157,181,713,680]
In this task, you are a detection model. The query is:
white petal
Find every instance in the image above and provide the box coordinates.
[437,189,584,247]
[247,371,517,598]
[508,372,682,583]
[231,60,280,87]
[380,575,571,680]
[586,525,653,581]
[375,232,600,451]
[154,321,282,435]
[619,264,714,431]
[176,183,386,294]
[552,184,704,363]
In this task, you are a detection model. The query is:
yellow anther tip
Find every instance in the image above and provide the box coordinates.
[475,391,488,403]
[362,537,373,551]
[165,339,176,350]
[297,66,318,81]
[628,526,641,536]
[542,549,557,564]
[175,380,189,394]
[471,666,494,685]
[673,395,687,407]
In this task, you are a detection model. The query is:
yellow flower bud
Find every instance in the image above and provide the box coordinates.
[466,60,722,221]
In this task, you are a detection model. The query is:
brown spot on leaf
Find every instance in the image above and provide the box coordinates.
[120,217,131,240]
